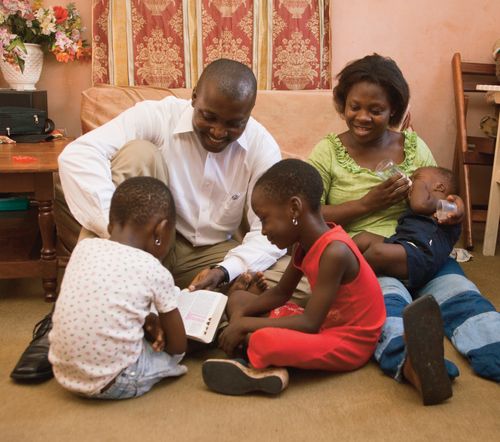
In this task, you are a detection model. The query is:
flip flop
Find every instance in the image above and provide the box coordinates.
[202,359,289,395]
[403,294,452,405]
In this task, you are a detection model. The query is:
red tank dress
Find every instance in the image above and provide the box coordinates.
[247,224,386,371]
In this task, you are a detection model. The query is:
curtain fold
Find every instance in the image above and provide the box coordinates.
[92,0,330,90]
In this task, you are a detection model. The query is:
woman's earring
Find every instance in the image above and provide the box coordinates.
[155,238,161,246]
[292,217,298,226]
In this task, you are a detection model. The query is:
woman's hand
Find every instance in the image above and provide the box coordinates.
[362,173,411,211]
[218,320,247,356]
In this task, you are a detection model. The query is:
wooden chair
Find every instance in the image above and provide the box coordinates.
[452,52,498,250]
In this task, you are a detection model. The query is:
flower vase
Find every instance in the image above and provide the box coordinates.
[0,44,44,91]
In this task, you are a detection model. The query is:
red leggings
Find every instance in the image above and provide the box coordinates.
[247,303,379,371]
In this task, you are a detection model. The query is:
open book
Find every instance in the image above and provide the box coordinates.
[177,289,228,344]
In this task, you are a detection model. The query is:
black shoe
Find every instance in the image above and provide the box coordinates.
[10,311,54,382]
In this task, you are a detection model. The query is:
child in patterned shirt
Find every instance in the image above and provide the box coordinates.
[49,177,187,399]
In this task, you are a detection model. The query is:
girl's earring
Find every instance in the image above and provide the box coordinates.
[292,217,298,226]
[155,238,161,246]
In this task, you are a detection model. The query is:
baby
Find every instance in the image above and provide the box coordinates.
[354,166,462,290]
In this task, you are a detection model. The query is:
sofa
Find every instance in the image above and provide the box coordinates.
[54,84,347,261]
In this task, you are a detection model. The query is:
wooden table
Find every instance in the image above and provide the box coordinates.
[0,139,71,301]
[483,91,500,256]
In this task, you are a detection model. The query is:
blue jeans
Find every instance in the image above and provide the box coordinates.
[375,258,500,382]
[92,339,187,400]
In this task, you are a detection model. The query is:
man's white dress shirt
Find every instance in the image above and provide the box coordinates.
[58,96,285,280]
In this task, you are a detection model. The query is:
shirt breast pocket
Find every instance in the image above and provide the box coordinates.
[215,192,246,227]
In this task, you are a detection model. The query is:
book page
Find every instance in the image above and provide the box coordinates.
[177,289,227,343]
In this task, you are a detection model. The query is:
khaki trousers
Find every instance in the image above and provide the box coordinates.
[66,140,310,302]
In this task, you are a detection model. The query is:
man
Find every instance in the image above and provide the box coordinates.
[11,59,287,382]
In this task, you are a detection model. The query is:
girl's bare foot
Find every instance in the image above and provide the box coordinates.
[228,273,253,294]
[247,272,268,294]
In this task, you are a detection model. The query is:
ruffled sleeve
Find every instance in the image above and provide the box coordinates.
[327,133,361,174]
[308,135,337,205]
[400,131,437,175]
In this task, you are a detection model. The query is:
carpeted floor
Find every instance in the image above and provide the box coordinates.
[1,226,499,442]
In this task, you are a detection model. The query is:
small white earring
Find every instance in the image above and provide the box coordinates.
[292,217,298,226]
[155,238,161,246]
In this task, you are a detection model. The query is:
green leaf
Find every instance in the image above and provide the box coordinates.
[6,39,27,54]
[5,40,27,72]
[17,56,25,73]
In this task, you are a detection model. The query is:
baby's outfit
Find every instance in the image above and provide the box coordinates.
[247,225,386,371]
[49,238,187,399]
[384,209,462,290]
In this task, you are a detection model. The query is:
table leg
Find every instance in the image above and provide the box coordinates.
[38,199,58,301]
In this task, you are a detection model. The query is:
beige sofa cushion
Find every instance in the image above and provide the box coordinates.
[251,90,345,159]
[80,84,192,133]
[81,84,345,159]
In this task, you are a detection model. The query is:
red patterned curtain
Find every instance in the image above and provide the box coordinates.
[92,0,331,90]
[92,0,110,85]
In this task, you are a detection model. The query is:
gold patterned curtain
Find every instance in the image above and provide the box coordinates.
[92,0,330,90]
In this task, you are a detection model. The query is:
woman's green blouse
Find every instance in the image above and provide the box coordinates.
[308,131,437,238]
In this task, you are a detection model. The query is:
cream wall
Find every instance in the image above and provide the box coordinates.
[331,0,499,169]
[1,0,499,168]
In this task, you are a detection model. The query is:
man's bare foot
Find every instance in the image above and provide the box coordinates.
[228,272,268,296]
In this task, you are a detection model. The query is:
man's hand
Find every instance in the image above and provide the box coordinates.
[143,313,165,351]
[218,321,247,356]
[188,267,226,291]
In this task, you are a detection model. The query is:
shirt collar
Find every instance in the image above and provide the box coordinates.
[173,102,249,152]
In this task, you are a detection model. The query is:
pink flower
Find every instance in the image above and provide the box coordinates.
[2,0,31,17]
[0,2,89,71]
[53,6,68,24]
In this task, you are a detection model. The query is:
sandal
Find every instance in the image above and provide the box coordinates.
[403,294,452,405]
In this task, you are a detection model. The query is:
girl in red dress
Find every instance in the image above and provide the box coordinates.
[202,159,386,395]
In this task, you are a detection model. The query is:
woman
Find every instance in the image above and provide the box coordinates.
[308,54,500,405]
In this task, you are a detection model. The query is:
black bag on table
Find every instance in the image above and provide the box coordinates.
[0,106,55,142]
